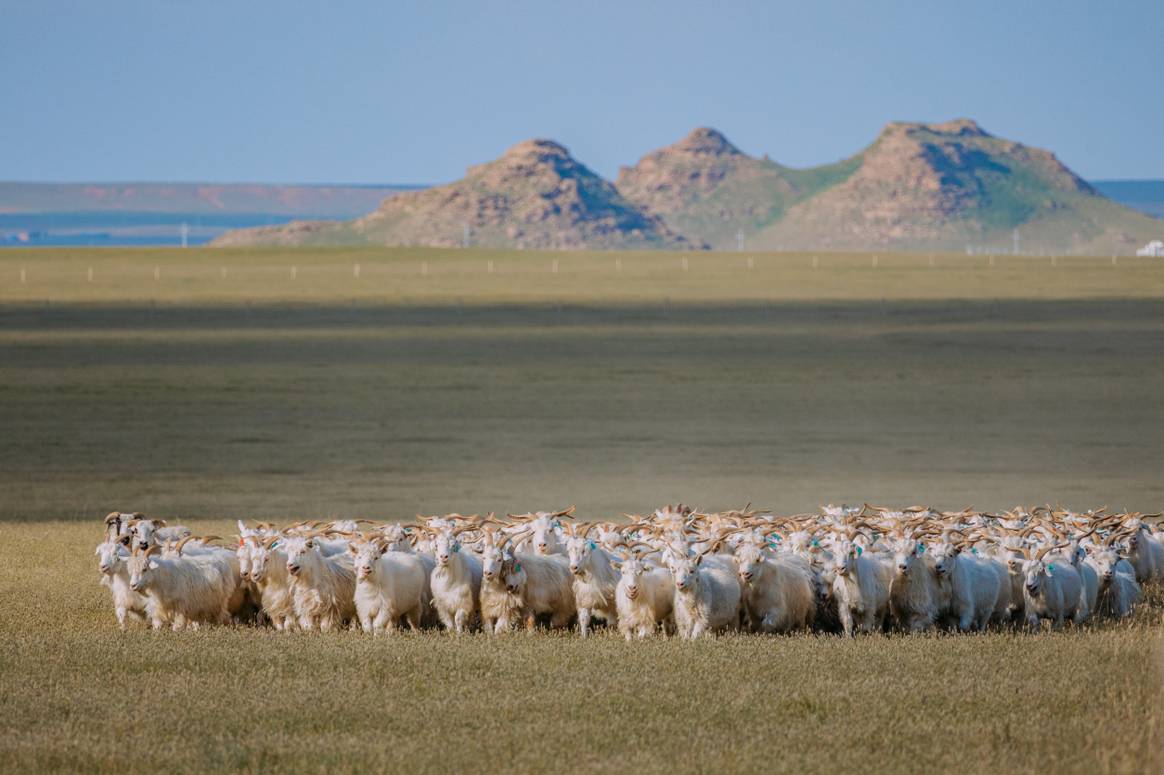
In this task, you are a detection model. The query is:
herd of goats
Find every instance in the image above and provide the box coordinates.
[95,504,1163,639]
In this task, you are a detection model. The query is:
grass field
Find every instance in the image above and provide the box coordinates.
[1,246,1162,772]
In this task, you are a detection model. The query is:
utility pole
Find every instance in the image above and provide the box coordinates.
[180,222,189,249]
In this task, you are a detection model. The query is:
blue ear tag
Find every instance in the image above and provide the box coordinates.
[917,544,924,554]
[811,539,820,548]
[270,541,278,550]
[1046,563,1054,572]
[452,545,460,553]
[588,541,597,551]
[515,563,522,572]
[856,546,863,556]
[971,547,979,555]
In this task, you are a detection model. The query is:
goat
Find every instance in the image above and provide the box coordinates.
[829,536,892,636]
[281,534,356,631]
[888,536,940,632]
[127,541,239,630]
[349,537,430,634]
[614,552,674,640]
[96,536,148,629]
[666,545,741,639]
[733,538,815,633]
[565,526,619,636]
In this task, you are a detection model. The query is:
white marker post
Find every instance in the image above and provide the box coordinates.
[682,256,689,272]
[87,267,93,282]
[154,265,160,281]
[747,256,754,270]
[290,266,297,280]
[20,268,27,284]
[353,263,361,279]
[552,258,558,274]
[487,260,494,274]
[421,260,428,276]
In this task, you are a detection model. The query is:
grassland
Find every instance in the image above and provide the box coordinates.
[1,246,1162,772]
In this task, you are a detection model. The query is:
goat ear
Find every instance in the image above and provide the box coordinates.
[347,544,358,555]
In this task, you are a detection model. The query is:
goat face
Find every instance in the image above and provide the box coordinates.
[529,514,559,555]
[1090,549,1121,584]
[891,538,924,577]
[131,519,163,551]
[127,551,158,592]
[349,541,381,581]
[282,537,314,577]
[734,541,763,585]
[566,537,592,576]
[619,555,647,600]
[96,540,125,575]
[249,545,273,582]
[669,553,700,592]
[236,541,253,580]
[932,543,960,577]
[832,540,859,578]
[433,531,460,568]
[1023,559,1052,597]
[480,544,504,582]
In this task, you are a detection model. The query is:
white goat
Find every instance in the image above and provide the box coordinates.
[247,537,297,630]
[565,530,619,636]
[128,516,191,552]
[615,553,674,640]
[830,536,893,636]
[282,535,356,632]
[930,536,1002,632]
[127,543,240,630]
[667,546,741,639]
[1020,544,1084,630]
[888,536,940,632]
[734,539,815,633]
[349,538,430,634]
[426,526,483,634]
[96,536,148,629]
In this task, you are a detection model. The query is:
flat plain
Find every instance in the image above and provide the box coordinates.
[0,246,1161,772]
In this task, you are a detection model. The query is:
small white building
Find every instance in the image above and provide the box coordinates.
[1136,240,1164,257]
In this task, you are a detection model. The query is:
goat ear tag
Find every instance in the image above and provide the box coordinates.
[1046,563,1054,572]
[856,546,863,556]
[452,545,460,553]
[917,544,925,554]
[515,563,522,572]
[811,539,820,548]
[588,541,596,550]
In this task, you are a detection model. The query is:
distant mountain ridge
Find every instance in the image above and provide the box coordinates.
[214,120,1162,254]
[213,139,689,250]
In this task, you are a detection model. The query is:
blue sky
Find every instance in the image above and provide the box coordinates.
[3,0,1161,184]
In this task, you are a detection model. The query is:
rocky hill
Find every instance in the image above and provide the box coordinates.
[213,121,1161,254]
[616,127,858,248]
[750,119,1158,253]
[214,140,689,250]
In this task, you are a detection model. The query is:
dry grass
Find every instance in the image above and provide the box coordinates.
[2,246,1163,772]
